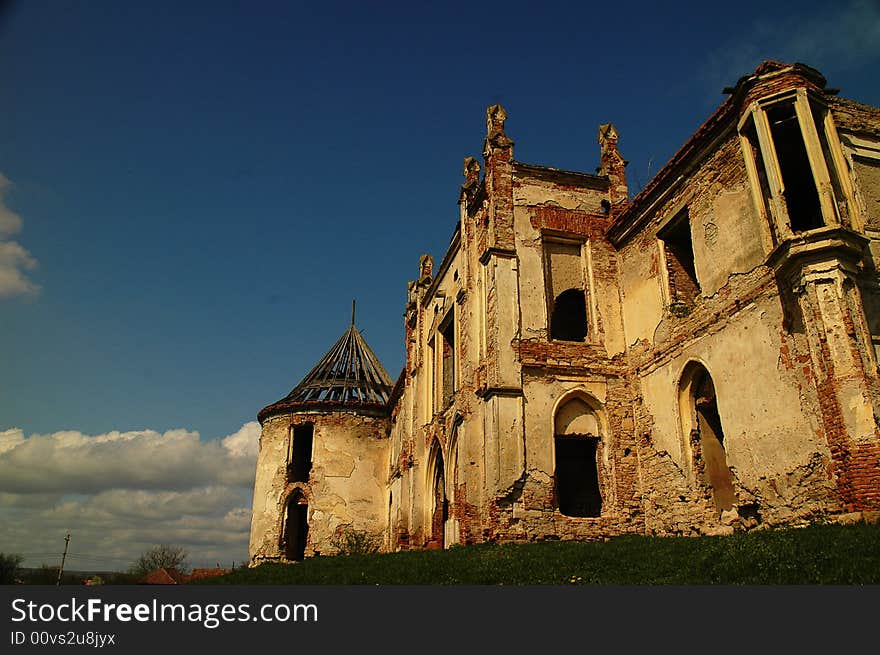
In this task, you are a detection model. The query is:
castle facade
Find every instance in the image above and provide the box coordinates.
[249,62,880,563]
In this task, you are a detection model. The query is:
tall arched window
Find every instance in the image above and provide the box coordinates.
[544,239,589,342]
[679,362,735,513]
[554,396,602,517]
[283,491,309,561]
[427,440,447,548]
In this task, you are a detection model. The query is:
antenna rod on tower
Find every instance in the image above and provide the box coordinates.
[351,299,356,326]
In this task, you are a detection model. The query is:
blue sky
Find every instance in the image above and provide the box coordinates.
[1,0,878,570]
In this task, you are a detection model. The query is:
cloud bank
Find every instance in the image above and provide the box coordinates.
[0,422,261,572]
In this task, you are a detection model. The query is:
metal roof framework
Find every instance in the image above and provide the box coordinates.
[282,322,393,407]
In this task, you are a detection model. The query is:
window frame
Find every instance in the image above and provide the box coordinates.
[738,87,855,243]
[541,234,592,343]
[657,206,701,314]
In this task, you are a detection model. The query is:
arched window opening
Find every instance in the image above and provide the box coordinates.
[283,492,309,561]
[554,397,602,518]
[550,289,588,342]
[681,364,735,513]
[544,240,588,342]
[428,443,447,548]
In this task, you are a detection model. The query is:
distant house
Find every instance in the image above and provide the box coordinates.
[187,568,232,582]
[140,567,231,584]
[139,567,188,585]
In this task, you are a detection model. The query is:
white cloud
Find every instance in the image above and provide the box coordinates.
[0,422,261,571]
[0,425,259,493]
[221,421,261,459]
[701,0,880,100]
[0,172,39,299]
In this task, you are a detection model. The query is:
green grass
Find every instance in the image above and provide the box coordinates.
[200,522,880,585]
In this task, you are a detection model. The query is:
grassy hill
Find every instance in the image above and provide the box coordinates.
[200,521,880,585]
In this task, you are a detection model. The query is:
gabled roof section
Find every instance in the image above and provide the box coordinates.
[258,320,393,422]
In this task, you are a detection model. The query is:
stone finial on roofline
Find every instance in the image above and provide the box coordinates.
[463,156,481,186]
[598,123,629,210]
[485,104,514,151]
[419,254,434,282]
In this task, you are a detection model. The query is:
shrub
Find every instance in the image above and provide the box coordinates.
[330,526,382,556]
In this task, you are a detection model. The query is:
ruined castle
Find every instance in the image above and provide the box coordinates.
[249,61,880,563]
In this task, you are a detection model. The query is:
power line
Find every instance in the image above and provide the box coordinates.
[17,552,135,562]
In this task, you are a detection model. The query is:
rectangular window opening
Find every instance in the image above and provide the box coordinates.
[852,154,880,230]
[766,102,824,232]
[659,210,700,307]
[544,240,589,341]
[289,424,314,483]
[861,287,880,369]
[810,100,846,222]
[427,337,436,416]
[742,117,774,223]
[439,312,455,407]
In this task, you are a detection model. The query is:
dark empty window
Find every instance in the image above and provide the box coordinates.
[430,444,447,548]
[555,436,602,517]
[288,424,313,483]
[659,210,700,307]
[554,397,602,518]
[861,287,880,367]
[284,493,309,561]
[550,289,588,341]
[766,102,824,232]
[439,313,455,407]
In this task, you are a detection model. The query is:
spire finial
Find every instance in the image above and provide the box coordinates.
[351,299,356,326]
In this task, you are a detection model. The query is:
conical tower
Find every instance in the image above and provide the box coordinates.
[249,310,395,565]
[258,319,392,421]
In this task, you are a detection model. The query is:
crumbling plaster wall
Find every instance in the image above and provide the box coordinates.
[616,128,846,529]
[249,411,390,562]
[389,238,492,548]
[619,134,767,348]
[638,294,838,524]
[249,414,290,561]
[306,413,390,555]
[482,169,643,540]
[512,171,624,355]
[505,371,643,541]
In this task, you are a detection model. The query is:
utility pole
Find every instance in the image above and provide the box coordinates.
[56,533,70,586]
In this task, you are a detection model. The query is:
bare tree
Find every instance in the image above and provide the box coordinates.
[130,545,189,577]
